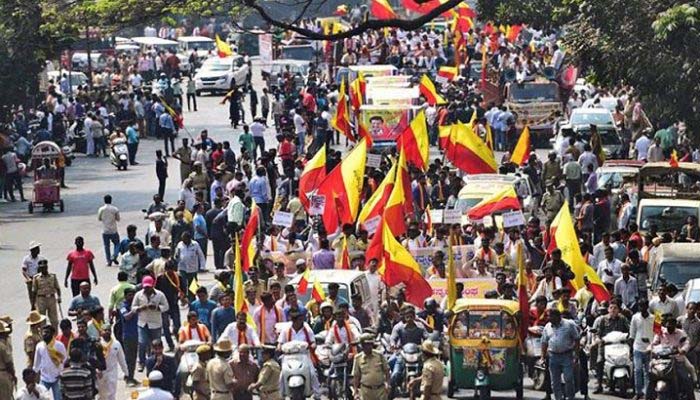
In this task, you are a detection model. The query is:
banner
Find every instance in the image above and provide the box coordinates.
[359,106,412,142]
[410,245,475,273]
[429,278,498,301]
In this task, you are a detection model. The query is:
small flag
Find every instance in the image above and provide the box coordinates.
[311,277,326,302]
[297,269,310,294]
[670,150,679,168]
[188,278,200,295]
[339,237,351,269]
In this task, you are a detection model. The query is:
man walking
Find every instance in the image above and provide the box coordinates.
[126,121,140,166]
[155,150,168,201]
[64,237,98,297]
[34,324,66,400]
[353,333,389,400]
[97,195,120,266]
[97,324,128,400]
[22,241,45,310]
[32,259,62,329]
[132,276,169,372]
[541,309,579,400]
[630,299,654,400]
[172,138,193,184]
[60,349,94,400]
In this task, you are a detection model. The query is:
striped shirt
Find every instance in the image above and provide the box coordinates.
[60,363,94,400]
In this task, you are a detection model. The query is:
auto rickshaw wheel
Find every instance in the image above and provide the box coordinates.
[59,200,64,212]
[475,387,491,400]
[447,379,455,398]
[28,202,33,214]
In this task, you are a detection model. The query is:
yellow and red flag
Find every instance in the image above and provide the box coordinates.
[334,4,348,15]
[438,124,454,150]
[297,268,311,294]
[370,0,396,19]
[510,126,531,166]
[438,66,458,82]
[653,310,663,335]
[547,202,611,302]
[349,73,366,114]
[467,186,521,220]
[233,235,256,329]
[516,242,529,341]
[339,237,351,269]
[160,97,184,129]
[418,75,446,106]
[670,150,679,168]
[299,146,326,211]
[332,79,354,142]
[506,24,523,43]
[311,276,327,302]
[397,111,429,171]
[381,220,433,306]
[484,123,494,151]
[317,137,369,233]
[383,150,411,237]
[445,121,498,174]
[357,162,397,230]
[215,34,233,58]
[240,200,260,272]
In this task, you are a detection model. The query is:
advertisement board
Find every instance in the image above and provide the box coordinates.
[359,105,414,142]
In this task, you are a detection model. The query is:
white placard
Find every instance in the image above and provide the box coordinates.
[362,215,382,235]
[366,153,382,168]
[429,208,444,224]
[443,208,463,224]
[272,211,293,228]
[309,195,326,216]
[435,75,448,85]
[502,210,526,228]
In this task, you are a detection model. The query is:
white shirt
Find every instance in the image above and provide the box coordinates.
[132,289,170,328]
[635,136,651,161]
[250,122,265,138]
[253,305,286,344]
[33,340,66,383]
[597,258,622,286]
[137,388,175,400]
[278,323,315,345]
[175,241,206,273]
[15,385,52,400]
[179,188,196,210]
[364,270,384,316]
[293,113,305,134]
[629,312,655,352]
[221,324,261,347]
[22,254,46,278]
[98,204,120,234]
[325,321,360,345]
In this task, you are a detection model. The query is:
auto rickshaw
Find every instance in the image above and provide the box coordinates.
[447,298,523,399]
[28,141,64,213]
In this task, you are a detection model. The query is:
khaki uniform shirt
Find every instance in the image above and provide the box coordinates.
[244,280,266,301]
[255,360,281,399]
[206,356,234,400]
[32,273,61,298]
[175,147,193,176]
[191,360,209,400]
[420,357,444,400]
[189,171,209,191]
[0,340,12,398]
[352,349,388,387]
[24,329,41,368]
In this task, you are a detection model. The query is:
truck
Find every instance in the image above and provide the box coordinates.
[503,80,563,147]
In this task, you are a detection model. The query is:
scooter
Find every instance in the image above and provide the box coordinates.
[649,345,694,400]
[177,339,205,398]
[602,331,632,396]
[398,342,423,398]
[110,138,129,170]
[525,326,543,382]
[280,340,315,400]
[326,343,352,400]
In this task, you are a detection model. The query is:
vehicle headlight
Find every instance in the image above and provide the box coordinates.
[476,370,486,380]
[404,353,419,363]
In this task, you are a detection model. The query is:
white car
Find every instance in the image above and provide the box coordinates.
[47,70,89,95]
[582,96,621,113]
[194,56,248,95]
[554,108,623,158]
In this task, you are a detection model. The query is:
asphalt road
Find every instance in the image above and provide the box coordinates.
[0,61,623,399]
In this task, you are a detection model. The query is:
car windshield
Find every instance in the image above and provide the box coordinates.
[272,64,309,76]
[281,46,315,60]
[658,261,700,290]
[510,83,558,102]
[640,206,697,232]
[296,282,349,305]
[451,310,517,340]
[454,197,484,213]
[188,41,215,51]
[600,130,621,145]
[597,172,625,189]
[570,112,614,126]
[203,62,231,72]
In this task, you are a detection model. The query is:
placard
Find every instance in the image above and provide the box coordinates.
[366,153,382,168]
[430,208,444,224]
[435,75,448,85]
[272,211,293,228]
[362,215,381,235]
[502,210,526,228]
[410,245,475,273]
[429,278,498,301]
[309,195,326,216]
[443,208,463,225]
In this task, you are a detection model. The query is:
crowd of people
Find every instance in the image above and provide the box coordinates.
[2,4,700,400]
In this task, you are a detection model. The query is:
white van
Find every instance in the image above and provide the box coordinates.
[177,36,216,60]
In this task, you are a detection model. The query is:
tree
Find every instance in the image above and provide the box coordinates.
[475,0,576,31]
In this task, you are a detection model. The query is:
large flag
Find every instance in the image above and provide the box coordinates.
[382,220,433,306]
[438,124,454,149]
[317,137,369,233]
[446,242,456,310]
[339,237,351,269]
[299,146,327,211]
[240,200,260,272]
[446,122,498,174]
[438,66,458,82]
[516,242,529,341]
[383,151,410,237]
[160,96,184,129]
[332,79,354,142]
[397,111,429,171]
[548,202,611,302]
[370,0,397,19]
[349,73,366,114]
[215,34,233,58]
[357,161,396,230]
[418,75,446,106]
[510,126,531,166]
[467,186,521,220]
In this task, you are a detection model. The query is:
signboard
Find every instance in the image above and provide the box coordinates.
[258,33,272,66]
[362,215,382,235]
[359,106,413,142]
[429,278,498,301]
[502,210,526,228]
[272,211,293,228]
[410,245,475,273]
[430,208,444,224]
[309,195,326,216]
[366,153,382,169]
[443,209,463,225]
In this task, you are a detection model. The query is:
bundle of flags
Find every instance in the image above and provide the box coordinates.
[297,269,327,302]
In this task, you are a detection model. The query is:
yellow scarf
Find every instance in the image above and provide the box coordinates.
[47,339,63,368]
[102,338,113,360]
[426,315,435,329]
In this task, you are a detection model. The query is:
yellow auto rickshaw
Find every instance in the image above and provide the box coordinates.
[447,298,523,400]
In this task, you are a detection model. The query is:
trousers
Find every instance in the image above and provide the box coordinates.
[548,352,576,400]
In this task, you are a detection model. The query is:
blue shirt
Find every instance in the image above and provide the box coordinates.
[68,294,101,313]
[190,299,217,330]
[119,300,139,339]
[541,318,580,354]
[210,306,236,342]
[118,237,143,255]
[126,126,139,144]
[249,176,269,204]
[193,214,207,240]
[159,113,174,130]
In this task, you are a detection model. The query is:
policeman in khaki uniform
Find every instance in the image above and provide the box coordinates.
[191,344,211,400]
[411,341,444,400]
[24,311,46,368]
[249,345,281,400]
[352,333,389,400]
[0,322,15,400]
[206,339,235,400]
[31,259,62,329]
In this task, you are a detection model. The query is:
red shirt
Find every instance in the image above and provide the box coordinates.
[211,149,223,165]
[66,249,94,280]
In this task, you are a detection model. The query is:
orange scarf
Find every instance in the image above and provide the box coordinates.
[238,328,247,345]
[259,306,282,343]
[183,323,208,341]
[270,236,277,252]
[287,326,318,364]
[333,321,355,355]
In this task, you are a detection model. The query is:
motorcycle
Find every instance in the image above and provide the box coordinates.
[649,345,694,400]
[280,340,315,400]
[110,138,129,170]
[602,331,632,396]
[397,343,423,398]
[325,343,352,400]
[176,339,205,398]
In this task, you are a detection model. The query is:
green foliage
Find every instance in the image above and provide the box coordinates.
[476,0,576,30]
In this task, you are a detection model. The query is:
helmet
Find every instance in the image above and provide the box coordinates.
[424,298,438,310]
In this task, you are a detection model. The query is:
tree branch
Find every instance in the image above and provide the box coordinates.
[244,0,462,40]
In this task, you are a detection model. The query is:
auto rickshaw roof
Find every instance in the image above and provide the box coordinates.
[452,298,520,314]
[31,141,61,159]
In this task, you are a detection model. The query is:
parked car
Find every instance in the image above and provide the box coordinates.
[47,70,89,95]
[554,108,623,158]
